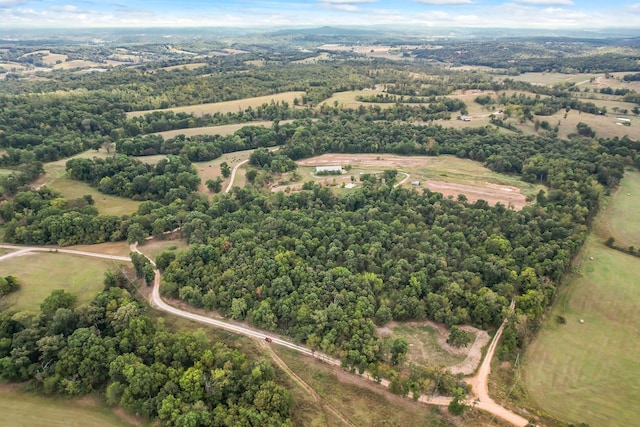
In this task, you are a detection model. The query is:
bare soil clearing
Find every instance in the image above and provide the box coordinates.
[297,153,530,209]
[379,321,489,375]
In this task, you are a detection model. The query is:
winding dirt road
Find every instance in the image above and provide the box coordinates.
[224,159,249,193]
[0,160,530,426]
[0,241,529,425]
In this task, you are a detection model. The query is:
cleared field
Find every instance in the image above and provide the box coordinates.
[67,241,132,258]
[161,62,207,71]
[193,148,260,193]
[53,60,100,70]
[126,91,305,118]
[385,324,466,368]
[292,52,331,64]
[549,110,635,140]
[0,62,28,72]
[506,72,602,86]
[153,121,274,139]
[0,252,121,312]
[320,88,501,116]
[137,237,189,261]
[605,169,640,248]
[0,385,136,427]
[38,151,140,216]
[295,153,543,209]
[524,173,640,427]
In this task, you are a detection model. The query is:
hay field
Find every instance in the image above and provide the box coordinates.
[126,91,305,118]
[606,169,640,248]
[524,173,640,427]
[161,62,207,71]
[53,60,100,70]
[153,121,274,139]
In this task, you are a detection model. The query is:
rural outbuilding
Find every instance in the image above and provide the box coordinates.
[315,165,342,174]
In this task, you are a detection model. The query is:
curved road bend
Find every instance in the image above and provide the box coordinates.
[0,244,528,426]
[224,159,249,194]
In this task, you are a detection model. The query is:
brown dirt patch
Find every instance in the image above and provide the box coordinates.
[423,179,526,210]
[296,153,527,209]
[67,242,132,257]
[297,153,428,168]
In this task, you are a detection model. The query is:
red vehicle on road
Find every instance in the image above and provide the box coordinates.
[264,337,272,343]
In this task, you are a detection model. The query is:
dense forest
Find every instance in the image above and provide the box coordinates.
[0,281,293,426]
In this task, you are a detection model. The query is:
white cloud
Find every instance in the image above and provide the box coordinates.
[415,0,473,5]
[320,0,375,3]
[0,0,26,7]
[48,5,81,13]
[515,0,574,5]
[318,0,375,12]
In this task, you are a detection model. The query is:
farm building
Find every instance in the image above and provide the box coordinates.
[457,115,471,121]
[315,165,342,175]
[410,181,421,186]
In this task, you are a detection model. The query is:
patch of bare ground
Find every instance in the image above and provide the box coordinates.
[296,153,528,209]
[423,180,526,210]
[379,321,489,375]
[67,242,132,257]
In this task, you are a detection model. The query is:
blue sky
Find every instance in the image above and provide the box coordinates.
[2,0,640,28]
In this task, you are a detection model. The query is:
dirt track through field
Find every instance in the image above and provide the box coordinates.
[297,153,528,209]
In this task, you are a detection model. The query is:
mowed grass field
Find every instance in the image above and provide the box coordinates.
[126,91,305,118]
[524,173,640,426]
[0,386,136,427]
[0,252,121,312]
[38,151,140,216]
[606,169,640,248]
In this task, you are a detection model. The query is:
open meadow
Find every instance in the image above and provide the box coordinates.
[0,252,122,312]
[126,91,305,118]
[605,169,640,248]
[36,151,140,216]
[293,153,543,209]
[524,172,640,426]
[0,385,137,427]
[153,121,275,139]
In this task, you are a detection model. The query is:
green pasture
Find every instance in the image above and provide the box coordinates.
[0,386,136,427]
[524,172,640,426]
[0,252,120,312]
[606,169,640,248]
[40,151,140,216]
